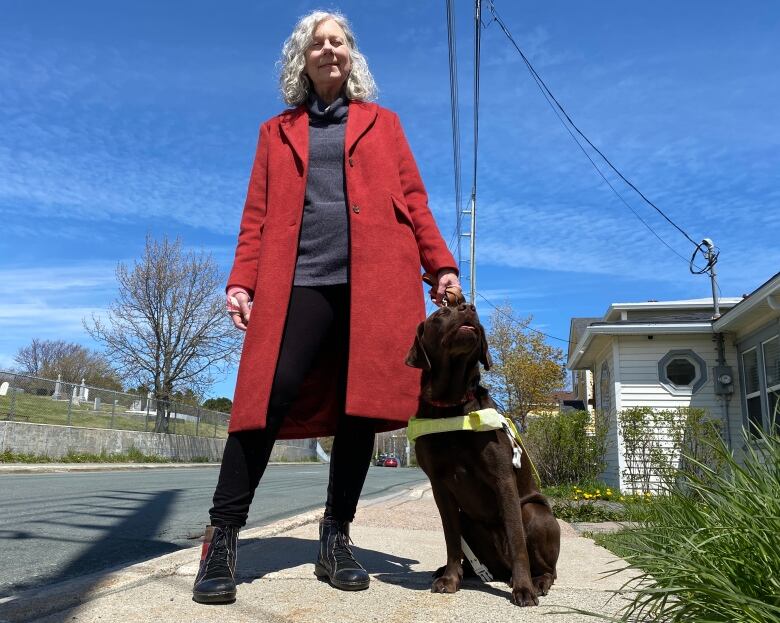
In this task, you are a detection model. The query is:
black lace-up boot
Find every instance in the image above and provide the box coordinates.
[192,525,239,604]
[314,517,370,590]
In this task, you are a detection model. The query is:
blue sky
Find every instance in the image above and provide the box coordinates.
[2,1,778,399]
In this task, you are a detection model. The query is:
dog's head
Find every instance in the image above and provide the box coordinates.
[405,302,492,372]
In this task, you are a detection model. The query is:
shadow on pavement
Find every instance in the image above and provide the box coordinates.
[236,535,419,583]
[1,488,181,623]
[235,535,509,600]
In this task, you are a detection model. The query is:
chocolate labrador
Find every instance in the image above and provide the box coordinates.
[405,302,560,607]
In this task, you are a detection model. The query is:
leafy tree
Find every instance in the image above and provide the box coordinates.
[202,397,233,413]
[482,304,566,428]
[13,338,123,391]
[86,235,241,432]
[170,388,201,407]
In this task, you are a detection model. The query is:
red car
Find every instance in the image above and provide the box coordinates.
[382,456,399,467]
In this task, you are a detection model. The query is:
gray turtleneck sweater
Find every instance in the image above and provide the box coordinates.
[292,94,350,286]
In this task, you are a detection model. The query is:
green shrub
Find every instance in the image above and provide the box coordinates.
[618,406,724,494]
[522,410,607,486]
[596,425,780,622]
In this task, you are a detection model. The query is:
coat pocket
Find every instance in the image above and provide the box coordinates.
[390,193,415,232]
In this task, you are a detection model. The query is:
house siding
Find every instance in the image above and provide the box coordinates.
[617,334,743,441]
[587,334,743,492]
[593,342,620,488]
[614,334,742,491]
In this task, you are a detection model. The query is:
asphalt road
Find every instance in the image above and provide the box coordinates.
[0,463,429,597]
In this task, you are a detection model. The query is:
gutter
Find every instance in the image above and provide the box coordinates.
[713,281,780,331]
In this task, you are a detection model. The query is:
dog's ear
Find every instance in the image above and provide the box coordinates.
[405,322,431,370]
[478,324,493,371]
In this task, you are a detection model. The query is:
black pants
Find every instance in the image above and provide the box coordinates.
[209,285,376,528]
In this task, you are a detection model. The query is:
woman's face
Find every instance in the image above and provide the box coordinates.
[304,19,352,96]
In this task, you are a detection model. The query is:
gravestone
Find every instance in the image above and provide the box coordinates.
[94,397,101,411]
[78,379,87,401]
[0,381,8,397]
[71,386,80,405]
[52,374,62,400]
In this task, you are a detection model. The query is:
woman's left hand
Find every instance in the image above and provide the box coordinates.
[430,269,461,306]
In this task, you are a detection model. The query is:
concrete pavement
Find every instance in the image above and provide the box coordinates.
[0,484,639,623]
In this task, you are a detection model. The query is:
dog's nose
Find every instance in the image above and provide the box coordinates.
[457,303,476,312]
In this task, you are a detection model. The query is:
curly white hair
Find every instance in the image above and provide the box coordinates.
[278,10,378,105]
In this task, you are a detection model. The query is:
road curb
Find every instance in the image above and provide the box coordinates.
[0,481,431,623]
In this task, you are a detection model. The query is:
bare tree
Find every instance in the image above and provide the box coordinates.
[13,338,122,390]
[482,304,566,429]
[86,235,241,432]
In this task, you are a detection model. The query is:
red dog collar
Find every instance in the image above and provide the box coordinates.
[422,391,475,408]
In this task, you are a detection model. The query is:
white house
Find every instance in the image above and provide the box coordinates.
[567,271,780,491]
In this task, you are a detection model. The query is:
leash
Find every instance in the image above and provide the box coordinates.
[421,272,465,307]
[460,537,493,582]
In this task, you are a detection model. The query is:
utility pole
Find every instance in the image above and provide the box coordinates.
[701,238,720,319]
[461,0,481,305]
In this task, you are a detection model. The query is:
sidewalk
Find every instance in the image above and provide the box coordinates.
[1,484,639,623]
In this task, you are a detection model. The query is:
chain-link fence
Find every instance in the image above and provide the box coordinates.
[0,370,231,438]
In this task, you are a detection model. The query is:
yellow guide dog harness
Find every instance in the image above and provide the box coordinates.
[407,407,540,582]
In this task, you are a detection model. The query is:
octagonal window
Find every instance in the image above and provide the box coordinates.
[658,349,707,394]
[665,358,697,386]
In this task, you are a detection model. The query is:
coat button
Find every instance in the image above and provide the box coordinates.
[352,205,360,214]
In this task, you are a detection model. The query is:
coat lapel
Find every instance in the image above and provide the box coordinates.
[346,100,378,156]
[279,105,308,171]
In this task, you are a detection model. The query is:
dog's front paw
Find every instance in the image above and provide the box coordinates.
[431,574,461,594]
[511,583,539,607]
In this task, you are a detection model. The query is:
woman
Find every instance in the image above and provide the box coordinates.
[193,11,459,604]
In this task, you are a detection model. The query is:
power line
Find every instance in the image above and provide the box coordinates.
[476,291,570,344]
[485,0,704,267]
[465,0,482,304]
[445,0,463,258]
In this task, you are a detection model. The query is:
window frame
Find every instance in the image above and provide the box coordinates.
[736,322,780,434]
[658,349,707,395]
[762,335,779,426]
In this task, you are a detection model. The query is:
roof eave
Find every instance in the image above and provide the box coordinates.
[713,277,780,332]
[567,322,713,370]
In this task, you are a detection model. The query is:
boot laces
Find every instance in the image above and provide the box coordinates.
[207,528,232,574]
[333,526,357,565]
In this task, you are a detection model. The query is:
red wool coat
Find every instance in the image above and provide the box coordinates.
[227,100,457,437]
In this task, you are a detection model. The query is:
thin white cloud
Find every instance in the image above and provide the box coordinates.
[0,264,117,295]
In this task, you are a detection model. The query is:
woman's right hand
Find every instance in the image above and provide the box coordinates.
[228,291,252,331]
